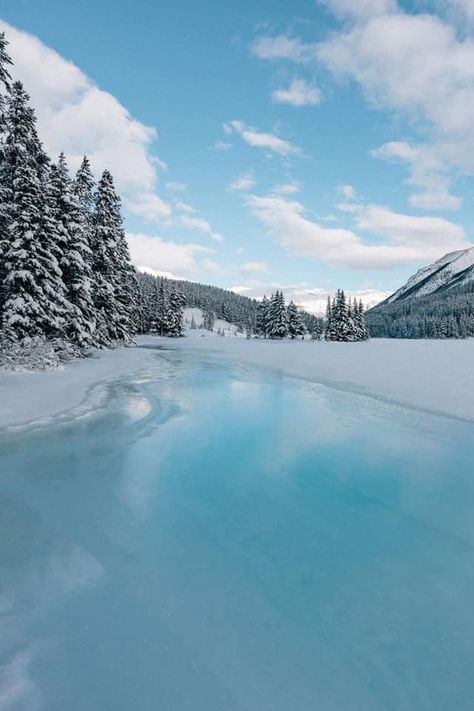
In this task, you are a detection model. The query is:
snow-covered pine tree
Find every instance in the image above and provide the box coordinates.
[166,289,186,337]
[157,278,168,335]
[354,298,369,341]
[267,291,288,339]
[287,300,306,339]
[73,156,95,262]
[330,290,353,341]
[49,153,95,347]
[92,169,134,344]
[256,295,270,338]
[148,277,167,334]
[1,82,69,340]
[0,35,13,317]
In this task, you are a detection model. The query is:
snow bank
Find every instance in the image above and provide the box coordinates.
[168,336,474,421]
[183,307,244,337]
[0,346,157,429]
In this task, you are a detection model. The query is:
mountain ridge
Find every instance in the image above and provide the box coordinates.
[380,245,474,306]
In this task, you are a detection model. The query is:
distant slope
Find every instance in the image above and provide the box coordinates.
[366,279,474,339]
[382,246,474,305]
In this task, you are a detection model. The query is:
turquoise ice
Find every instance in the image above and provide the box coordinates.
[1,346,474,710]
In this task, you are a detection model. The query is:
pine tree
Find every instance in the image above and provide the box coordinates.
[267,291,288,339]
[49,153,95,347]
[287,300,306,339]
[166,289,185,336]
[92,170,134,344]
[0,32,13,309]
[256,295,270,338]
[2,83,68,340]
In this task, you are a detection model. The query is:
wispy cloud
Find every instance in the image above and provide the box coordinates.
[229,170,256,192]
[223,120,300,156]
[272,78,321,107]
[251,3,474,211]
[239,261,269,274]
[174,214,224,243]
[127,233,214,277]
[251,35,317,63]
[245,192,469,270]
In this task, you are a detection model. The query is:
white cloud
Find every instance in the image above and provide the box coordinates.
[338,184,358,200]
[272,79,321,106]
[175,215,224,243]
[409,188,461,211]
[246,192,469,270]
[251,36,316,63]
[240,261,269,274]
[372,141,461,209]
[127,233,214,276]
[372,141,462,210]
[252,6,474,209]
[224,120,300,156]
[173,200,196,214]
[229,170,256,192]
[126,193,171,221]
[0,20,171,222]
[355,204,465,247]
[272,182,300,195]
[316,5,474,205]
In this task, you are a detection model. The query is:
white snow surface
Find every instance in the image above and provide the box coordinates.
[1,335,474,428]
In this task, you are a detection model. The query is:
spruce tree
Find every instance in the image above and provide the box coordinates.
[267,291,288,339]
[2,83,68,340]
[287,300,306,339]
[92,169,134,344]
[166,289,186,336]
[0,32,13,308]
[256,295,270,338]
[49,153,95,347]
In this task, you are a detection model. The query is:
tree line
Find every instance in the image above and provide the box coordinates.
[366,281,474,339]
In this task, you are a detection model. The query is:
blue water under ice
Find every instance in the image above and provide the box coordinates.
[1,346,474,710]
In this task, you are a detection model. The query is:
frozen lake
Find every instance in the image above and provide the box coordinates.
[1,344,474,710]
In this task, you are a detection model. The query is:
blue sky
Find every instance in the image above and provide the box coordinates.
[1,0,473,311]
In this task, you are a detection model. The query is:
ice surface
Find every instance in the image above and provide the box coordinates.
[1,349,474,710]
[167,335,474,421]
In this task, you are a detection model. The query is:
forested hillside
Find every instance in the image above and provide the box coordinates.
[366,281,474,338]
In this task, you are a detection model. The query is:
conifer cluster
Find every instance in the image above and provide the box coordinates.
[324,290,369,342]
[256,291,311,339]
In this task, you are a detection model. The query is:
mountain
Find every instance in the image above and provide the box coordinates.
[366,246,474,339]
[382,246,474,305]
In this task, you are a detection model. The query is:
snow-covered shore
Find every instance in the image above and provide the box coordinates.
[1,335,474,428]
[0,346,158,429]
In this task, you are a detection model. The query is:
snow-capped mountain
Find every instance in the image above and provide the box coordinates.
[384,246,474,304]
